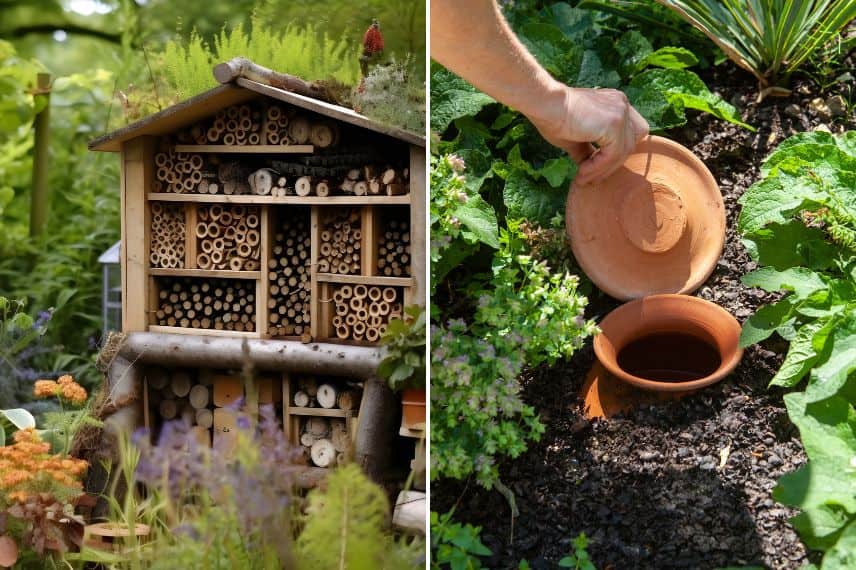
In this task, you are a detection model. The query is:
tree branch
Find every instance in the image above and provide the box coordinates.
[7,23,121,43]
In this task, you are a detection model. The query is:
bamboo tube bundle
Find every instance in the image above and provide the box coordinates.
[267,214,312,338]
[176,103,265,145]
[376,218,411,277]
[154,277,256,332]
[330,285,399,343]
[154,148,206,194]
[335,164,408,196]
[195,205,261,271]
[149,203,186,268]
[318,208,361,275]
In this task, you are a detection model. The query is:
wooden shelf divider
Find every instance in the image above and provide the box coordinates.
[147,193,411,206]
[173,144,314,154]
[148,268,261,279]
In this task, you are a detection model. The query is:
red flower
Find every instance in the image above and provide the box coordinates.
[363,21,384,54]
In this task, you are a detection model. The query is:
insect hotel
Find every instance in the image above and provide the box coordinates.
[88,61,425,489]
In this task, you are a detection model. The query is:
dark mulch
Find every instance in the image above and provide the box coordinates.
[433,63,855,570]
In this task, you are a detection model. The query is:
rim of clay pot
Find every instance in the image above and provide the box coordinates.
[593,294,743,392]
[566,136,725,300]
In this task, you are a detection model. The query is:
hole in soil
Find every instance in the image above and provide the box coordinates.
[617,332,721,382]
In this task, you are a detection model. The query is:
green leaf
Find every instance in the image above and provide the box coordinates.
[616,30,653,75]
[742,267,827,299]
[518,22,582,84]
[822,520,856,570]
[738,173,825,235]
[739,298,794,347]
[576,49,621,88]
[455,194,500,250]
[792,506,851,551]
[774,457,856,513]
[430,64,495,133]
[630,68,753,130]
[806,319,856,402]
[503,169,568,226]
[743,221,839,271]
[784,392,856,461]
[641,46,699,69]
[623,84,686,131]
[770,319,831,387]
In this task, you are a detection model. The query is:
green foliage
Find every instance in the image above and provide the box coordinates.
[739,131,856,567]
[297,464,391,569]
[738,131,855,400]
[378,305,426,392]
[431,510,492,570]
[773,392,856,567]
[559,533,596,570]
[0,297,50,408]
[431,222,595,488]
[430,154,499,287]
[160,19,360,100]
[657,0,856,87]
[353,58,425,133]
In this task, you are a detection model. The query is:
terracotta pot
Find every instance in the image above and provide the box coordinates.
[593,295,742,392]
[401,388,425,430]
[566,136,725,300]
[84,522,150,552]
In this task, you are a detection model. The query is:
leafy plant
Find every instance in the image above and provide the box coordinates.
[738,131,855,401]
[656,0,856,90]
[559,533,596,570]
[432,221,595,488]
[0,297,51,409]
[161,19,360,101]
[378,305,426,392]
[431,509,492,570]
[738,130,855,567]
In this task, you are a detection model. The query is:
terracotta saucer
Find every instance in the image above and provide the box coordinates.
[566,135,725,300]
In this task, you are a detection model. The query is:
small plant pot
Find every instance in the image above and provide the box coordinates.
[593,294,743,392]
[401,388,426,430]
[84,522,151,553]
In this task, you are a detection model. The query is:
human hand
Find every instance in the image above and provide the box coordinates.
[529,84,649,186]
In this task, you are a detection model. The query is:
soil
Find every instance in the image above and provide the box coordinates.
[434,62,856,569]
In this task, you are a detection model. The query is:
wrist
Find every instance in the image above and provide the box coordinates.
[526,77,573,129]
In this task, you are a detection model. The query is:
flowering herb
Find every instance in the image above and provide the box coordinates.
[33,375,87,406]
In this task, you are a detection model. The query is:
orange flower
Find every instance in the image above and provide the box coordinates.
[57,374,73,385]
[34,379,58,398]
[60,382,87,405]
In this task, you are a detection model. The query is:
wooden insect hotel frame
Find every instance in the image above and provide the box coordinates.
[89,72,425,483]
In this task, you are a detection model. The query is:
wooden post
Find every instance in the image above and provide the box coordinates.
[30,73,51,237]
[409,144,426,305]
[353,377,397,482]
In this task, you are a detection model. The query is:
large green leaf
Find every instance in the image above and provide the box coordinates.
[430,65,495,133]
[503,169,568,226]
[641,46,699,70]
[740,297,794,347]
[774,457,856,513]
[518,22,583,84]
[738,173,825,235]
[742,267,827,299]
[770,319,831,387]
[806,318,856,403]
[822,520,856,570]
[454,194,500,250]
[623,84,686,131]
[743,221,839,271]
[784,392,856,460]
[629,68,752,129]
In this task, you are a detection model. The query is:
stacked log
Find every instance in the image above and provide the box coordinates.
[149,203,186,268]
[340,165,409,196]
[216,161,253,195]
[153,148,208,194]
[176,101,340,149]
[318,208,361,275]
[267,214,311,338]
[195,205,261,271]
[330,285,402,343]
[292,378,361,468]
[153,277,256,332]
[144,367,215,446]
[377,218,411,277]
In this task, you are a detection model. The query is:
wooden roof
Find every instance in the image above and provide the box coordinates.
[89,78,425,152]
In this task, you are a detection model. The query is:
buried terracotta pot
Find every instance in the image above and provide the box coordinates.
[401,388,426,430]
[566,136,725,300]
[593,295,743,392]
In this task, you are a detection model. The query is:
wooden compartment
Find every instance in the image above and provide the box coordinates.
[150,276,258,336]
[149,202,187,269]
[191,204,262,272]
[267,206,311,339]
[370,206,411,278]
[318,283,404,344]
[316,206,363,276]
[283,374,362,468]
